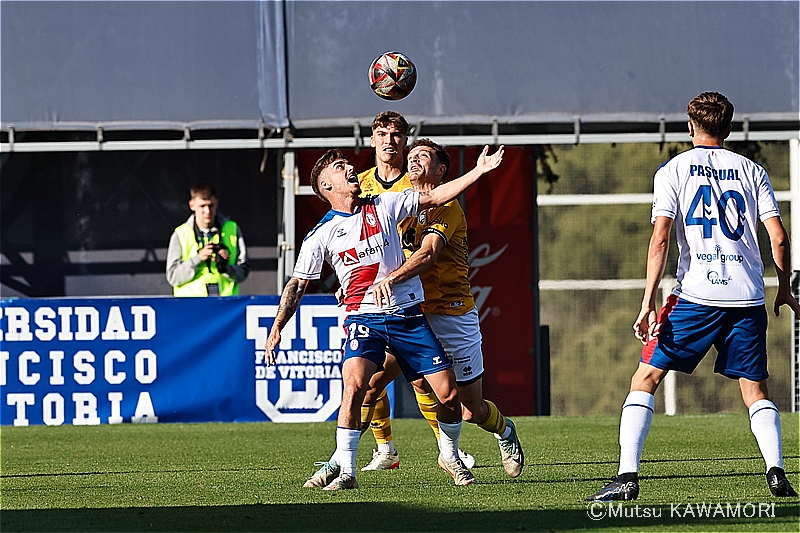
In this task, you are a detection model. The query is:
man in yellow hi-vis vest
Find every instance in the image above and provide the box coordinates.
[166,182,249,296]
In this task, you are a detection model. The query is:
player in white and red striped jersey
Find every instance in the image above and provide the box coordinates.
[295,189,424,314]
[587,92,799,502]
[264,145,504,490]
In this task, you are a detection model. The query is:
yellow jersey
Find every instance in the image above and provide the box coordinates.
[399,200,476,316]
[358,167,411,196]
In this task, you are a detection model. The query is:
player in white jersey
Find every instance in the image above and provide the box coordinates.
[586,92,799,501]
[653,141,780,307]
[264,146,504,490]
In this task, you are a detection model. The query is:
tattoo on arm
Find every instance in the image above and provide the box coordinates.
[274,278,306,330]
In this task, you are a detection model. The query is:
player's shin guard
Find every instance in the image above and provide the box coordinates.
[415,390,441,440]
[369,390,395,454]
[438,421,462,463]
[477,399,508,437]
[748,399,783,471]
[336,427,361,478]
[618,391,654,475]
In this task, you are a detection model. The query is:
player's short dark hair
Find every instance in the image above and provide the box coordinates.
[310,149,347,203]
[372,111,409,135]
[190,182,217,200]
[408,138,450,181]
[687,92,734,137]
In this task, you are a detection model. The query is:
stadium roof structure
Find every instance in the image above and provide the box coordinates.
[1,1,798,153]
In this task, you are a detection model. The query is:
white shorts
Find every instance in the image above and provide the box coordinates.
[425,307,484,384]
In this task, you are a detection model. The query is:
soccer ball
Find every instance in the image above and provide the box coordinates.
[368,52,417,101]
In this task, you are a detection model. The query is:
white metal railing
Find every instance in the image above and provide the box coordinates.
[3,129,800,154]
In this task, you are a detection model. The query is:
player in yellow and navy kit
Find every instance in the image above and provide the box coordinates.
[354,112,416,471]
[371,138,523,479]
[356,112,469,472]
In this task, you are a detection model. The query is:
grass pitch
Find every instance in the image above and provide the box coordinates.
[1,414,797,532]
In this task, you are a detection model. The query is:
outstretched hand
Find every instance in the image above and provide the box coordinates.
[372,276,394,308]
[476,145,504,174]
[633,307,658,345]
[773,287,800,317]
[334,286,345,306]
[264,330,281,366]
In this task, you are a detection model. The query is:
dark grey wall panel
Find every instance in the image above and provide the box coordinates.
[1,1,285,129]
[1,1,797,132]
[286,1,799,126]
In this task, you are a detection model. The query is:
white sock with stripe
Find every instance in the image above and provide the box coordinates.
[618,391,655,475]
[748,399,783,471]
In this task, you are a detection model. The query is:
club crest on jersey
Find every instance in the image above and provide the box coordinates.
[360,201,382,239]
[339,248,360,266]
[418,209,428,225]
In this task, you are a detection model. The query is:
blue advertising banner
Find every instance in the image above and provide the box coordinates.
[0,296,353,426]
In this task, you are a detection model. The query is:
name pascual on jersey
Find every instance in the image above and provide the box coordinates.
[689,165,741,181]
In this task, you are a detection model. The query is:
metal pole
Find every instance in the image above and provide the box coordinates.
[661,278,677,415]
[278,150,297,292]
[790,138,799,412]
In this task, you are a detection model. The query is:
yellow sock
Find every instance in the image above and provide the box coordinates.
[477,400,507,436]
[368,389,393,445]
[415,390,440,440]
[360,401,376,436]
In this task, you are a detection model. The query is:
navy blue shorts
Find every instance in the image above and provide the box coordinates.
[641,295,768,381]
[342,305,452,381]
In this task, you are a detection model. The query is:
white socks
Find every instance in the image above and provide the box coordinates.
[335,427,361,477]
[616,392,784,476]
[438,421,462,463]
[748,399,783,471]
[377,440,396,454]
[618,391,655,475]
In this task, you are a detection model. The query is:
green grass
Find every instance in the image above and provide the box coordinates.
[1,415,798,532]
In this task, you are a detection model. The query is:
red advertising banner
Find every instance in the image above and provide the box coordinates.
[295,146,537,415]
[464,147,536,416]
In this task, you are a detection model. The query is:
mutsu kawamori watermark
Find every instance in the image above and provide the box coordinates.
[586,501,776,521]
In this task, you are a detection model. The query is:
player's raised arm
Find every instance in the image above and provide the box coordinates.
[264,277,309,365]
[418,145,504,210]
